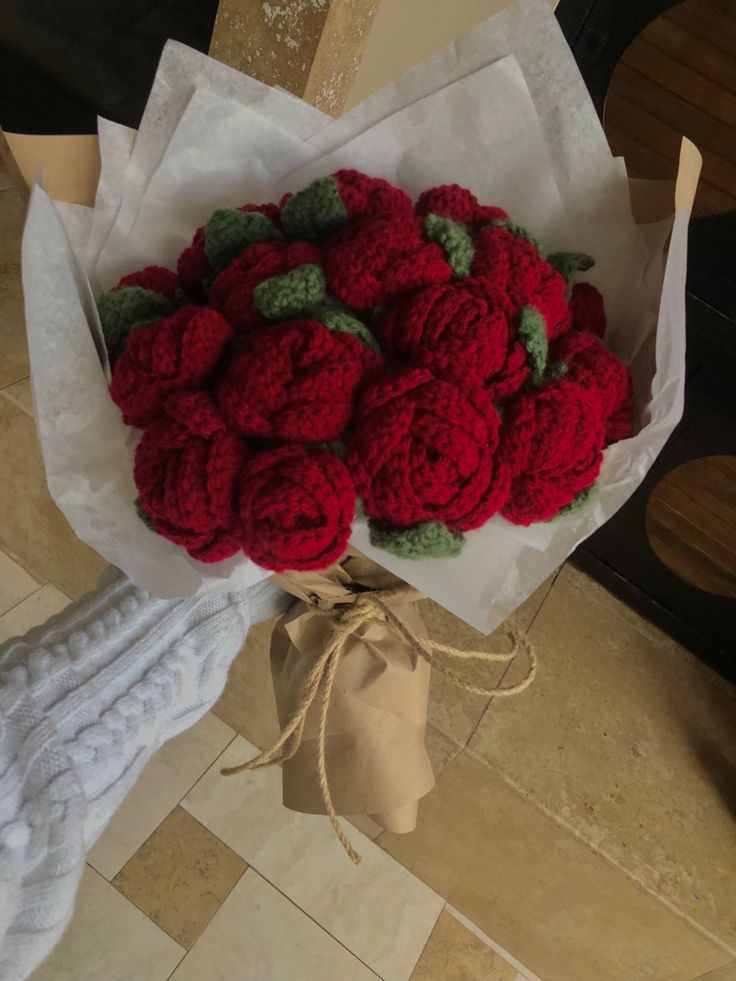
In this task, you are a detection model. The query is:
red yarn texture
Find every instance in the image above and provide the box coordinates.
[324,214,452,309]
[570,281,607,338]
[347,368,509,531]
[415,184,508,226]
[134,413,248,562]
[118,266,180,299]
[239,445,355,571]
[382,279,529,400]
[210,240,321,331]
[110,306,234,428]
[500,379,605,524]
[216,319,381,441]
[335,169,414,219]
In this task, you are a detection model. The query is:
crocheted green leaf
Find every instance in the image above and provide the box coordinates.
[204,209,283,272]
[547,251,595,292]
[253,263,327,320]
[545,360,569,381]
[311,299,381,351]
[369,520,465,558]
[98,287,173,363]
[424,213,474,277]
[489,219,542,254]
[280,177,348,240]
[135,498,154,530]
[518,306,548,385]
[552,482,599,520]
[318,439,347,459]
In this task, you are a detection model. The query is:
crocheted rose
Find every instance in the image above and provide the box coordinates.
[416,184,508,226]
[569,281,606,338]
[382,280,529,401]
[134,409,248,563]
[280,169,413,240]
[209,240,323,332]
[216,319,381,441]
[177,202,282,292]
[347,368,509,531]
[323,214,452,309]
[98,266,182,363]
[110,305,234,428]
[239,445,355,571]
[500,379,605,525]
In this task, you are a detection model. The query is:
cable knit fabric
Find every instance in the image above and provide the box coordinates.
[239,445,356,571]
[347,368,510,532]
[98,170,633,566]
[110,306,234,428]
[0,568,287,981]
[216,319,382,442]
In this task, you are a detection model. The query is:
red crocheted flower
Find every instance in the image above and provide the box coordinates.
[550,330,632,442]
[117,265,180,300]
[209,240,322,331]
[239,445,355,571]
[569,282,606,338]
[323,214,452,309]
[415,184,508,226]
[382,280,529,401]
[134,411,248,563]
[500,379,605,525]
[333,169,413,219]
[177,203,282,292]
[110,305,234,428]
[347,368,509,531]
[216,320,381,441]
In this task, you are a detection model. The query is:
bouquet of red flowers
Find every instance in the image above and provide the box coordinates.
[99,169,632,575]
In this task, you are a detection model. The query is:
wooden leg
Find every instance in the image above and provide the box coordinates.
[209,0,381,115]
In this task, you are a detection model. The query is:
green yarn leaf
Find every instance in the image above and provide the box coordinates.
[310,299,380,351]
[135,498,154,531]
[280,177,348,240]
[545,360,569,381]
[253,263,327,320]
[98,287,173,362]
[518,306,548,385]
[552,483,599,520]
[424,213,475,277]
[369,520,465,559]
[547,251,595,294]
[318,439,347,459]
[489,219,542,254]
[204,208,283,272]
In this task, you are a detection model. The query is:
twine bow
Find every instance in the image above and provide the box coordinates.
[222,584,536,864]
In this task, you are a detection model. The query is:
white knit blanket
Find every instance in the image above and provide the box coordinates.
[0,569,286,981]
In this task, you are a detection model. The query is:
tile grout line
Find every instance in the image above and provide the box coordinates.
[0,582,47,622]
[444,904,543,981]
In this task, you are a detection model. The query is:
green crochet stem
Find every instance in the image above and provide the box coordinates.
[369,520,465,559]
[547,251,595,294]
[310,299,380,351]
[553,483,599,520]
[280,176,348,240]
[490,219,542,254]
[424,213,474,277]
[98,287,174,363]
[253,263,327,320]
[518,306,548,385]
[204,209,283,272]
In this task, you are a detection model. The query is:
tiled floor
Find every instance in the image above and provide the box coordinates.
[2,160,736,981]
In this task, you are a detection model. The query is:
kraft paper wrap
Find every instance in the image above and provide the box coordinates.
[271,555,434,833]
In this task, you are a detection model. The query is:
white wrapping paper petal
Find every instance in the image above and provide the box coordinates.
[22,0,697,631]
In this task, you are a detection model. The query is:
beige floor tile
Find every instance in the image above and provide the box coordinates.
[0,583,70,643]
[88,712,236,880]
[693,965,736,981]
[183,735,443,981]
[0,548,40,617]
[171,869,378,981]
[211,618,282,749]
[346,813,384,839]
[2,376,33,415]
[381,751,729,981]
[411,908,517,981]
[0,394,108,598]
[468,568,736,951]
[0,183,29,390]
[112,806,246,948]
[423,574,556,752]
[30,865,184,981]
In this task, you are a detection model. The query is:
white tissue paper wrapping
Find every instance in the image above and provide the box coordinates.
[22,0,696,632]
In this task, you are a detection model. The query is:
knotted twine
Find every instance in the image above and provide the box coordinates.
[221,584,536,864]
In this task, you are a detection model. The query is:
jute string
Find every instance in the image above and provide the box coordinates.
[221,584,536,864]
